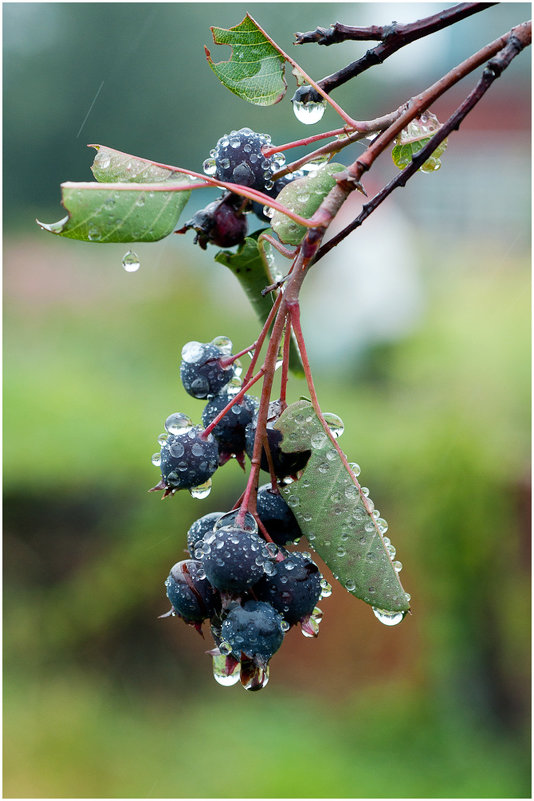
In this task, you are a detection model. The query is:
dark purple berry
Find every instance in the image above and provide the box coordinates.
[209,128,278,192]
[200,526,274,593]
[221,600,284,664]
[180,341,234,399]
[254,551,322,625]
[176,193,247,250]
[165,559,220,624]
[159,425,218,490]
[245,402,310,479]
[187,512,225,557]
[202,392,258,463]
[256,483,302,546]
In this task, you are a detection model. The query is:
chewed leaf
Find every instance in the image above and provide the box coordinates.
[205,14,287,105]
[90,144,185,184]
[37,181,192,243]
[214,233,303,376]
[276,400,410,614]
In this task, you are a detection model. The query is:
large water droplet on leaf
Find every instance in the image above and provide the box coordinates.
[372,607,405,626]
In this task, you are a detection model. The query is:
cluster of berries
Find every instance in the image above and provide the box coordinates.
[176,127,303,249]
[152,336,328,690]
[165,508,329,691]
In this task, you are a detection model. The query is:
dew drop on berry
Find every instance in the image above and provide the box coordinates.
[320,579,332,598]
[181,341,205,363]
[189,479,212,499]
[212,653,241,686]
[203,158,217,176]
[292,98,326,125]
[165,412,193,435]
[157,432,168,446]
[263,561,277,576]
[210,335,233,354]
[281,620,290,632]
[122,250,140,272]
[262,205,274,218]
[151,452,161,467]
[214,510,257,533]
[372,607,405,626]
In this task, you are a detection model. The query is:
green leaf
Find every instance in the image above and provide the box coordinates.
[214,233,304,376]
[205,14,287,105]
[37,181,192,243]
[89,144,185,184]
[276,400,410,615]
[271,163,345,245]
[37,145,194,243]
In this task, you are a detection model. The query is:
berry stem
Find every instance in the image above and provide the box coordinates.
[279,318,292,410]
[242,291,284,385]
[201,367,266,439]
[262,126,352,157]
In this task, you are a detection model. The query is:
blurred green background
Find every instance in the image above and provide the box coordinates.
[3,3,531,798]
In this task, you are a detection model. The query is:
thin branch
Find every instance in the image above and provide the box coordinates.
[313,20,532,262]
[296,3,497,93]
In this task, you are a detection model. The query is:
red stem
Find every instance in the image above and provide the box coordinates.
[279,318,292,409]
[202,368,265,439]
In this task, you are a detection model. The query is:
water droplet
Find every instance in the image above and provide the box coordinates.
[266,542,279,558]
[310,431,327,449]
[214,510,257,533]
[262,205,274,218]
[220,157,230,170]
[349,462,361,477]
[122,250,140,272]
[263,561,276,576]
[212,653,241,687]
[320,579,332,598]
[157,432,168,447]
[393,560,403,572]
[323,412,344,438]
[372,607,405,626]
[286,494,300,508]
[202,157,217,176]
[243,664,269,691]
[210,335,233,354]
[181,341,205,363]
[87,227,101,241]
[189,479,212,499]
[281,620,290,632]
[337,546,346,558]
[151,452,161,467]
[97,153,111,169]
[165,413,193,435]
[345,579,356,592]
[292,98,326,125]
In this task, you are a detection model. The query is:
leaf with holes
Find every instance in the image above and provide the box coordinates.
[215,232,303,375]
[205,14,287,105]
[276,400,410,615]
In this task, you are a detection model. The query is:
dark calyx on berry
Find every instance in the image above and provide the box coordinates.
[256,483,302,546]
[180,341,235,399]
[202,392,259,465]
[176,193,247,250]
[165,559,220,625]
[209,128,278,192]
[245,402,310,479]
[199,526,274,593]
[254,551,322,626]
[159,425,218,490]
[187,512,224,557]
[221,600,285,664]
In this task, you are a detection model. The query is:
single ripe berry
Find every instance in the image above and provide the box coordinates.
[245,402,310,479]
[256,484,302,546]
[180,341,235,399]
[200,526,273,593]
[176,193,248,250]
[202,392,259,463]
[160,425,218,490]
[165,559,220,624]
[221,600,285,663]
[187,511,225,557]
[254,551,322,626]
[209,128,278,192]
